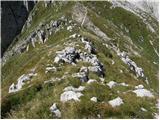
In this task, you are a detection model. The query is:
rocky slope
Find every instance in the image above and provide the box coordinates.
[126,0,159,20]
[1,1,159,119]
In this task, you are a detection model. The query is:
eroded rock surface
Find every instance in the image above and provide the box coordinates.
[9,70,37,93]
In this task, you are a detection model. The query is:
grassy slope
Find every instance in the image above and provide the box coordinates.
[83,1,158,91]
[1,1,158,119]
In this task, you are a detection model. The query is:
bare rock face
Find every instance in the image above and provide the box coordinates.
[1,1,35,56]
[72,66,89,82]
[54,47,80,64]
[60,86,85,102]
[9,70,37,93]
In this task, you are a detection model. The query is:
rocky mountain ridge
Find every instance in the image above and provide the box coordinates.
[1,1,159,119]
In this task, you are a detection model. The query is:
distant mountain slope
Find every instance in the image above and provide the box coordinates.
[126,0,159,20]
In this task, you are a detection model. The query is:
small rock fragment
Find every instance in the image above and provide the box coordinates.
[120,70,123,73]
[133,89,154,98]
[120,82,128,87]
[111,60,115,65]
[90,97,97,102]
[60,91,83,102]
[69,33,77,38]
[99,77,105,82]
[107,81,117,88]
[141,107,147,112]
[54,56,60,63]
[45,66,57,73]
[87,79,97,84]
[67,26,73,31]
[50,103,61,118]
[135,84,144,89]
[108,97,124,107]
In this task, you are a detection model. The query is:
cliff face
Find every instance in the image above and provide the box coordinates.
[1,1,35,56]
